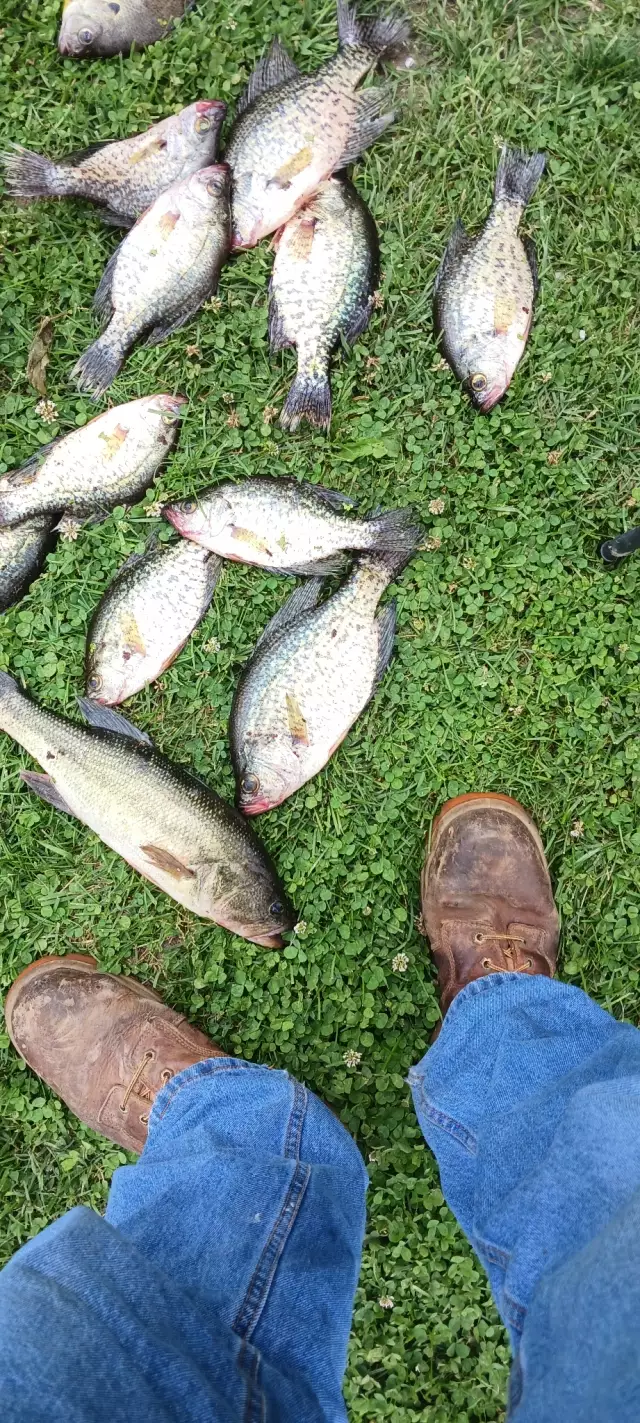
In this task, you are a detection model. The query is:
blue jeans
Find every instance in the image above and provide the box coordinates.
[1,974,640,1421]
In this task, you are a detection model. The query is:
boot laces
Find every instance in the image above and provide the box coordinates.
[473,931,533,972]
[120,1051,174,1124]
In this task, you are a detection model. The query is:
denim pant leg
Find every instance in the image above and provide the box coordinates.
[409,972,640,1422]
[0,1059,367,1423]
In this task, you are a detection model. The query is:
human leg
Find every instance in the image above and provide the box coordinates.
[0,957,367,1423]
[410,793,640,1420]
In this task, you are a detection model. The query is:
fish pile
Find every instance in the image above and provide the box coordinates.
[0,0,548,954]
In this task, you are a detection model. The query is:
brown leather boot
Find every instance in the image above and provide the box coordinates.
[421,792,560,1018]
[4,954,224,1153]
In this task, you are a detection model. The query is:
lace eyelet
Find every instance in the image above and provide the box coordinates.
[140,1113,149,1125]
[481,957,492,969]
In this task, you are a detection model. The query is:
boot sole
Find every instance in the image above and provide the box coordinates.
[421,792,549,913]
[4,953,164,1046]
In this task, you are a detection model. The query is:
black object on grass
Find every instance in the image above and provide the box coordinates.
[600,527,640,564]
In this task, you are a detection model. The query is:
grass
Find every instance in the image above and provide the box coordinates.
[0,0,640,1415]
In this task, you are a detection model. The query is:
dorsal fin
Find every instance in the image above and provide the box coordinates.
[252,579,324,656]
[433,219,472,300]
[235,38,300,116]
[60,139,113,169]
[302,481,358,511]
[77,698,153,746]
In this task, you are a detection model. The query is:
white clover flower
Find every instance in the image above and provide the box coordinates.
[570,820,584,839]
[392,952,409,973]
[343,1049,362,1069]
[428,497,445,515]
[378,1295,394,1309]
[35,399,58,424]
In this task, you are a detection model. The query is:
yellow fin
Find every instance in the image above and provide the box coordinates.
[286,691,309,746]
[269,145,313,189]
[128,137,167,166]
[98,424,128,459]
[158,210,180,238]
[120,612,146,657]
[230,526,272,556]
[494,291,518,335]
[141,844,196,879]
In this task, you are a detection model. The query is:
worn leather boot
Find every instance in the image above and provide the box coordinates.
[421,792,560,1018]
[4,954,224,1152]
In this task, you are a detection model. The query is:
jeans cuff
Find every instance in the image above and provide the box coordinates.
[149,1055,266,1133]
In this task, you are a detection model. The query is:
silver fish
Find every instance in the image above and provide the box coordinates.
[164,476,420,578]
[0,516,58,612]
[58,0,190,57]
[0,395,185,527]
[225,4,409,249]
[2,102,226,227]
[72,166,231,397]
[0,672,294,948]
[434,146,545,411]
[230,546,418,814]
[86,538,222,704]
[269,176,379,430]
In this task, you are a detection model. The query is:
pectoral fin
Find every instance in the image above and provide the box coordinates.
[267,146,313,190]
[20,771,76,816]
[286,691,309,747]
[141,844,197,879]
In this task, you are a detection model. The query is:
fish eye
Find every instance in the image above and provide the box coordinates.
[269,900,284,917]
[241,772,260,796]
[182,498,197,514]
[206,177,221,195]
[195,116,212,133]
[161,411,178,425]
[88,673,103,692]
[470,373,488,393]
[78,27,94,42]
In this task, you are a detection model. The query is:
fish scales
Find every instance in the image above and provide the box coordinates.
[0,395,185,527]
[165,476,420,578]
[0,516,57,611]
[0,672,293,947]
[86,539,221,704]
[58,0,190,57]
[270,176,379,429]
[2,103,226,226]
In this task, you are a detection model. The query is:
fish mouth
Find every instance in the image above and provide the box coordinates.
[247,931,285,949]
[239,796,276,816]
[160,395,188,416]
[472,382,507,414]
[196,100,227,116]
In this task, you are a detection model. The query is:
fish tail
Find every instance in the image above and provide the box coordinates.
[494,146,546,208]
[71,331,126,399]
[363,505,424,557]
[336,0,411,59]
[358,537,421,585]
[280,359,332,433]
[0,670,26,729]
[1,145,71,199]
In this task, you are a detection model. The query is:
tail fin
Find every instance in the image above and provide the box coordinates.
[359,538,421,584]
[71,333,125,399]
[1,145,69,199]
[280,367,332,433]
[363,505,423,557]
[494,146,545,207]
[336,1,411,59]
[0,670,20,699]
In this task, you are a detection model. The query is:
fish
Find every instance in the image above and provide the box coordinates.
[269,176,379,430]
[58,0,191,58]
[0,671,294,948]
[225,2,410,249]
[230,543,420,814]
[72,166,231,397]
[0,395,185,527]
[2,102,226,228]
[86,538,222,704]
[0,515,58,612]
[433,145,546,412]
[164,476,420,578]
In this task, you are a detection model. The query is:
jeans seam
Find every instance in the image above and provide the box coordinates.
[239,1339,266,1423]
[411,1079,478,1155]
[232,1078,311,1341]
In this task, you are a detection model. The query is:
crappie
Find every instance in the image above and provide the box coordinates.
[72,166,231,397]
[86,538,222,704]
[2,102,226,227]
[0,515,57,612]
[0,395,185,527]
[269,175,379,430]
[58,0,190,57]
[225,2,409,249]
[165,476,420,578]
[230,545,419,814]
[434,146,545,412]
[0,672,294,948]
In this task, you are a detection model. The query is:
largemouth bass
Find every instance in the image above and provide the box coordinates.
[165,476,420,577]
[72,166,231,397]
[0,673,293,947]
[86,538,222,704]
[269,176,379,430]
[434,145,545,411]
[225,3,409,249]
[0,515,57,611]
[58,0,190,57]
[0,395,185,526]
[2,102,226,227]
[230,545,418,814]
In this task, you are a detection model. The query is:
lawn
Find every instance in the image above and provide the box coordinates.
[1,0,640,1416]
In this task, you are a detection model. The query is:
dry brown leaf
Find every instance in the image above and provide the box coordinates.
[26,316,55,396]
